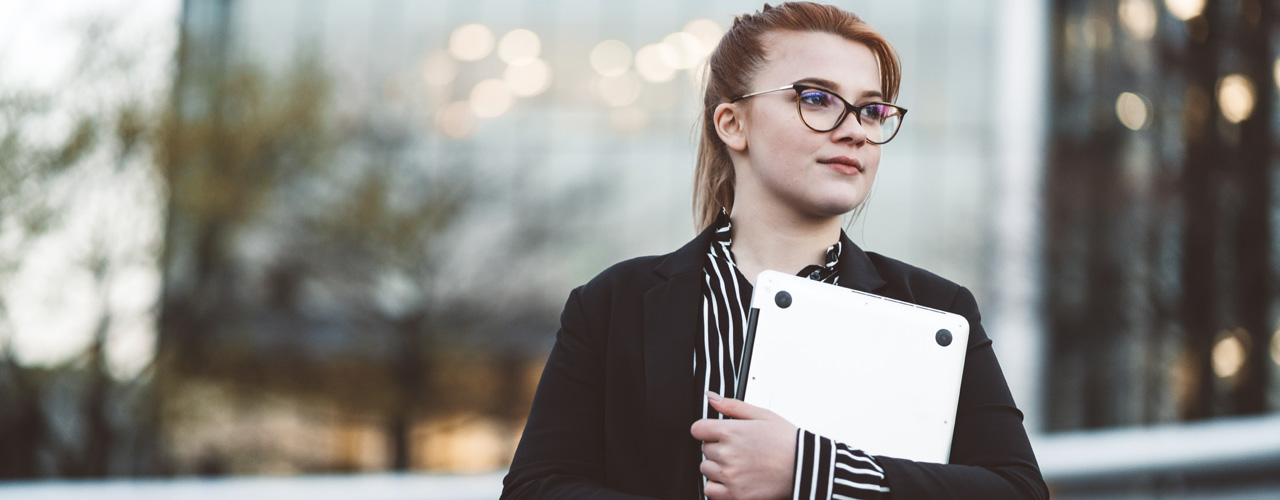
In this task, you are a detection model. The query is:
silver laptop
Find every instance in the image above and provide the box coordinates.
[735,270,970,464]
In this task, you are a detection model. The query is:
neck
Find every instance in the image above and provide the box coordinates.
[728,203,843,285]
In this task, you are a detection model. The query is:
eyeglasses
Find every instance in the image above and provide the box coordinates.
[730,83,907,144]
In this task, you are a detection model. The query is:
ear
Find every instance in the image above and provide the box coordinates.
[713,102,748,152]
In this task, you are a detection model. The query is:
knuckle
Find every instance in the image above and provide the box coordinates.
[691,420,713,439]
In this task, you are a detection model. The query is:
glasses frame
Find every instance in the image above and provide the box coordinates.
[729,83,908,144]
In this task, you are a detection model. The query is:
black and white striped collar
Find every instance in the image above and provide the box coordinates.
[712,207,842,282]
[655,208,885,292]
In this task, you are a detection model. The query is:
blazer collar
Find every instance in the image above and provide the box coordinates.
[836,231,888,293]
[653,221,720,280]
[654,220,889,293]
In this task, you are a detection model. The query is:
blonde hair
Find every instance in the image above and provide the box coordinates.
[692,2,902,229]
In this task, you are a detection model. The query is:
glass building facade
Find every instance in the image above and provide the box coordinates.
[156,0,1280,495]
[1044,0,1277,429]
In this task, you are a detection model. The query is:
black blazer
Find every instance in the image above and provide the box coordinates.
[502,224,1049,500]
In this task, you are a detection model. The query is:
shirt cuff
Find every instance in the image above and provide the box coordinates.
[793,428,891,500]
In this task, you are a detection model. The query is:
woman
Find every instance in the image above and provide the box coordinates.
[501,3,1048,499]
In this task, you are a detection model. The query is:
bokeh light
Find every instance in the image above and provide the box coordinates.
[1164,0,1206,21]
[1273,58,1280,91]
[421,50,457,87]
[503,58,552,97]
[1119,0,1157,41]
[661,32,703,70]
[635,43,677,83]
[1271,326,1280,367]
[469,78,513,118]
[682,18,724,58]
[436,101,477,139]
[498,29,541,66]
[1217,74,1256,124]
[590,39,632,77]
[1212,329,1248,380]
[449,23,494,62]
[595,72,642,107]
[1115,92,1151,130]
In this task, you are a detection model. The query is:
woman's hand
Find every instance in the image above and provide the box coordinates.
[690,391,798,500]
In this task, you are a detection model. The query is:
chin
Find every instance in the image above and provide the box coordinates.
[807,198,865,219]
[807,185,869,214]
[826,191,869,212]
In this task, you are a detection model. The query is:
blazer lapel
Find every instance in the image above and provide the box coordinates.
[836,232,888,293]
[642,225,716,493]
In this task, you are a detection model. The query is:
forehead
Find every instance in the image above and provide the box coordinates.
[756,30,881,97]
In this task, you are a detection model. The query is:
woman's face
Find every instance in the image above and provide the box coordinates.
[724,30,884,220]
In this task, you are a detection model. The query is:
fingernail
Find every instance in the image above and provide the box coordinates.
[705,390,723,402]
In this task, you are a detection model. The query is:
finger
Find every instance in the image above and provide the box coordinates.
[699,458,725,483]
[707,392,778,421]
[702,480,729,500]
[690,418,725,442]
[701,441,725,462]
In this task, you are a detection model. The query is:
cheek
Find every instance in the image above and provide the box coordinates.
[750,129,808,170]
[863,149,883,176]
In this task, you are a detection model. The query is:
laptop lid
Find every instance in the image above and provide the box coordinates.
[735,270,970,464]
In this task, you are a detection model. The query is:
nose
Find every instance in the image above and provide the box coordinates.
[830,109,869,145]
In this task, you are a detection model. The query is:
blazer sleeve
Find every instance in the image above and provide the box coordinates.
[874,286,1049,500]
[500,287,658,500]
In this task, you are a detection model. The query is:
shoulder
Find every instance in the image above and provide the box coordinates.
[577,254,668,296]
[863,251,973,315]
[564,252,674,318]
[559,226,714,331]
[863,252,988,350]
[553,251,682,345]
[571,228,713,305]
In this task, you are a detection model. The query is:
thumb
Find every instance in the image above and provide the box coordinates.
[706,390,776,420]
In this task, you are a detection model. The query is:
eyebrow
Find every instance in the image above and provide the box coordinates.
[793,77,884,101]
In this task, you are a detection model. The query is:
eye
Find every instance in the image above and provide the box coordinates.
[798,89,836,108]
[862,104,892,121]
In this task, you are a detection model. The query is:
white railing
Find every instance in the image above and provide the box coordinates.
[9,416,1280,500]
[0,471,506,500]
[1034,413,1280,484]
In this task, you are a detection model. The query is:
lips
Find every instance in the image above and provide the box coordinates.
[818,156,862,174]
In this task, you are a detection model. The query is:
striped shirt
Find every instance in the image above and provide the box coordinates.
[696,208,891,500]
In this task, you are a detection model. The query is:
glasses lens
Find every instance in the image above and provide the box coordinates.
[796,89,844,131]
[859,104,903,143]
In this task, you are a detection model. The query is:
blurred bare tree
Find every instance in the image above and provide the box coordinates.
[0,89,66,478]
[0,18,167,477]
[150,0,602,474]
[1,3,600,478]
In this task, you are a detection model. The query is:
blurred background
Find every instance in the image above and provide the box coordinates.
[0,0,1277,498]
